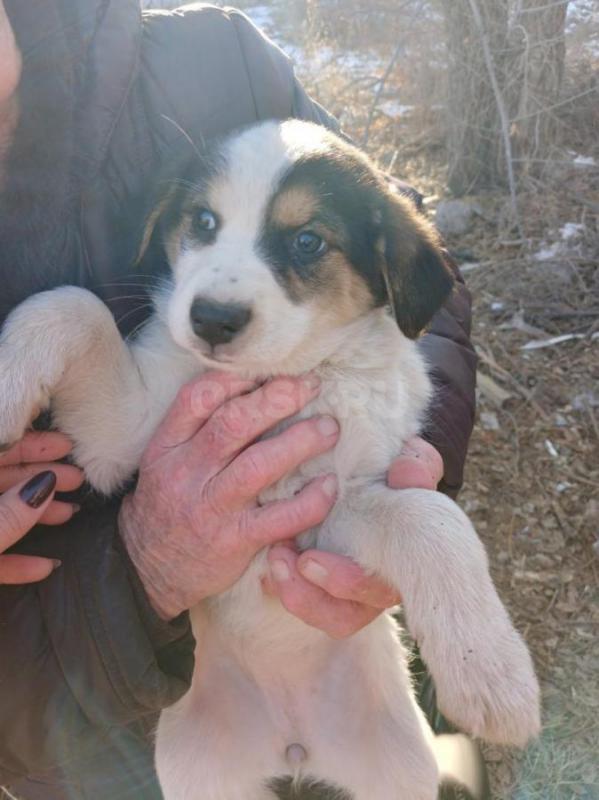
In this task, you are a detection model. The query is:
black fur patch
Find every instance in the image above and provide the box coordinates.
[269,776,354,800]
[256,147,453,337]
[257,153,387,304]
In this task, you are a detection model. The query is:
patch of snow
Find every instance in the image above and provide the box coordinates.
[490,301,505,312]
[480,411,500,431]
[573,154,596,167]
[560,222,585,240]
[379,101,414,118]
[572,391,599,411]
[545,439,559,459]
[534,242,562,261]
[555,481,572,494]
[244,5,276,33]
[285,42,382,77]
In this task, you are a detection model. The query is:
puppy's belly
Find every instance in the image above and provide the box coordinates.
[156,605,426,800]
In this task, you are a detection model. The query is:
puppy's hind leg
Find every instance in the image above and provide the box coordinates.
[330,487,541,747]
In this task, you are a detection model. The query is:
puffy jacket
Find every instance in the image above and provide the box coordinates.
[0,2,477,797]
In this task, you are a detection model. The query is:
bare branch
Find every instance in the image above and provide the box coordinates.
[466,0,522,235]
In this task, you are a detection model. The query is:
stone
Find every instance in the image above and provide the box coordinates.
[435,199,476,236]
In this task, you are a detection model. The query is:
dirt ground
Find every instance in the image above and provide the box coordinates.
[451,212,599,799]
[235,3,599,796]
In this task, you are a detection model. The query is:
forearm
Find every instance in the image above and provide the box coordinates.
[0,503,194,780]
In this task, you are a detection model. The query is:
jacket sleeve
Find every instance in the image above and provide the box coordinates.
[0,501,194,784]
[418,257,477,497]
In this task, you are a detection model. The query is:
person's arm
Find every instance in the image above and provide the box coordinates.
[418,255,477,497]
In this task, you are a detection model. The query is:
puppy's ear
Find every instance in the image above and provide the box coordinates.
[136,185,178,265]
[380,191,454,338]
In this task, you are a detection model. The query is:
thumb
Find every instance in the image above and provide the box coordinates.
[0,471,57,553]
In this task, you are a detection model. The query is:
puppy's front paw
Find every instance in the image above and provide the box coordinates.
[0,375,45,451]
[432,620,540,747]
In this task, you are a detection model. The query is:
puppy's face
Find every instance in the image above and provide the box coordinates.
[147,121,452,375]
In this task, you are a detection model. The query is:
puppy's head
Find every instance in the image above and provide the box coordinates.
[145,120,453,374]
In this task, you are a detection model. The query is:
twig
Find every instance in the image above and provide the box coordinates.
[475,344,549,419]
[361,41,403,147]
[467,0,523,237]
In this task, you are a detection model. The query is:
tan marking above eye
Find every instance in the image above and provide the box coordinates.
[270,186,321,229]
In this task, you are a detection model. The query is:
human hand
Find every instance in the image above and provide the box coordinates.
[119,371,340,621]
[0,471,57,583]
[0,433,83,584]
[266,436,444,638]
[0,432,84,524]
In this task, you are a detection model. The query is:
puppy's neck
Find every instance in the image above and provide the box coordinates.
[320,311,406,373]
[276,309,411,384]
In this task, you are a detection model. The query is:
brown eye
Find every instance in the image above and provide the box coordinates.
[292,231,327,259]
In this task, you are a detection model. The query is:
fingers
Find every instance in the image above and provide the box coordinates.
[0,471,57,553]
[0,553,59,584]
[266,545,381,639]
[296,550,400,607]
[39,500,80,526]
[0,461,83,493]
[196,375,321,465]
[0,431,73,467]
[388,436,444,491]
[248,474,337,548]
[215,415,339,507]
[148,372,260,454]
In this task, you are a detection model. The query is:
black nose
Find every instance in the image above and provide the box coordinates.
[189,299,251,347]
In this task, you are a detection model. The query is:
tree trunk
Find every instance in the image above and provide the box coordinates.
[442,0,510,195]
[509,0,569,171]
[440,0,569,193]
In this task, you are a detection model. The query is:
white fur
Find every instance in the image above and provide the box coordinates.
[0,120,540,800]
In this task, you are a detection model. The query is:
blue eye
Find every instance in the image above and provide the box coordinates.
[191,208,218,238]
[194,208,218,233]
[292,231,327,258]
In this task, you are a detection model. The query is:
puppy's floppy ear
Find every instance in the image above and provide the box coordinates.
[136,184,178,265]
[380,190,454,338]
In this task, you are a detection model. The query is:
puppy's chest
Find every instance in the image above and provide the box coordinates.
[259,370,412,506]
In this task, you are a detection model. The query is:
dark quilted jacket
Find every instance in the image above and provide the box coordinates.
[0,2,477,797]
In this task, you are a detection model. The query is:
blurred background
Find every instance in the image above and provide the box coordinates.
[144,2,599,797]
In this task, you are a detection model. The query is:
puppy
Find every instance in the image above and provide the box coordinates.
[0,120,540,800]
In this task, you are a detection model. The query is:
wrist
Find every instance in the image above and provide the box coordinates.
[118,495,184,622]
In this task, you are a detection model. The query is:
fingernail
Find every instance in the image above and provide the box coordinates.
[302,373,321,392]
[321,474,338,498]
[270,559,290,582]
[71,504,81,514]
[317,416,339,437]
[19,471,57,508]
[299,558,328,586]
[52,559,62,570]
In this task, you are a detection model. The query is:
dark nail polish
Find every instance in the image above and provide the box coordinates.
[19,471,57,508]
